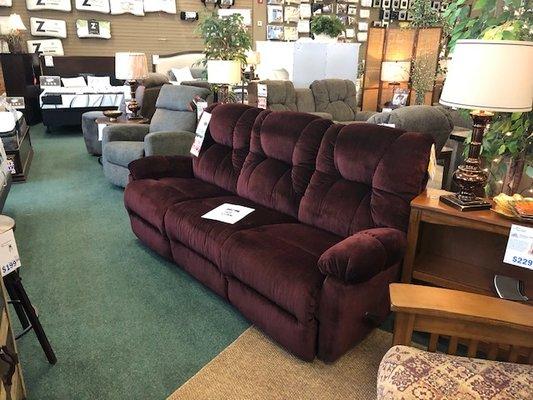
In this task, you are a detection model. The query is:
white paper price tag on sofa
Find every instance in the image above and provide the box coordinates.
[0,230,20,277]
[190,112,211,157]
[504,224,533,270]
[202,203,255,224]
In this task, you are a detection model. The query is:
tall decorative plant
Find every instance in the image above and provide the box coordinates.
[410,55,436,105]
[196,12,252,64]
[444,0,532,195]
[409,0,444,28]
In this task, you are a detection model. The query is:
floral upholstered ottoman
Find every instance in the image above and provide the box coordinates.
[377,345,533,400]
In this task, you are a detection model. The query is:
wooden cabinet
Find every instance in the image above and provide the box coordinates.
[402,189,533,299]
[0,278,26,400]
[0,54,42,126]
[5,127,33,183]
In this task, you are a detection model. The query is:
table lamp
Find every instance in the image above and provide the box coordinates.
[381,61,410,103]
[115,52,149,119]
[246,51,261,80]
[207,60,242,104]
[5,14,27,54]
[439,40,533,211]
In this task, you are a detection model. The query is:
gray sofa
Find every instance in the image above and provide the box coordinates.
[248,79,375,122]
[101,84,210,187]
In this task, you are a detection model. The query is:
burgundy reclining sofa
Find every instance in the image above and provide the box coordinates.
[124,103,433,362]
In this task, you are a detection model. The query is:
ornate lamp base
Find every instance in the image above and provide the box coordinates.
[440,193,491,211]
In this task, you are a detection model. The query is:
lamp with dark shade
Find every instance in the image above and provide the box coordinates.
[115,52,149,119]
[439,39,533,211]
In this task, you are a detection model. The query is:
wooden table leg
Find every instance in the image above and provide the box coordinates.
[401,209,421,283]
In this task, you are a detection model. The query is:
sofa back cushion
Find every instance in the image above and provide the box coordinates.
[237,110,332,217]
[248,80,298,111]
[193,103,263,193]
[310,79,357,122]
[150,84,211,133]
[299,123,433,236]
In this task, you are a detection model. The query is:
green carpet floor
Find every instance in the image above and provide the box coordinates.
[4,124,249,400]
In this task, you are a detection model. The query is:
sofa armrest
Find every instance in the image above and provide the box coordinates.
[102,124,150,145]
[144,131,195,157]
[318,228,406,283]
[128,155,193,181]
[308,111,333,120]
[356,111,378,121]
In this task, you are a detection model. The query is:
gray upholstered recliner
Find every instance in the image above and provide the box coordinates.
[101,84,210,187]
[366,105,454,157]
[309,79,376,123]
[82,73,170,156]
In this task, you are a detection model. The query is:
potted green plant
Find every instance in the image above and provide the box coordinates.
[311,15,344,42]
[444,0,532,195]
[196,12,252,86]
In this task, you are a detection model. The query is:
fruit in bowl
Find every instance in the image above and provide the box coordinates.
[492,193,533,221]
[103,110,122,121]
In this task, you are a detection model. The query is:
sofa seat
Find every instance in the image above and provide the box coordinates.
[124,177,229,234]
[221,223,341,321]
[164,195,296,266]
[105,141,145,168]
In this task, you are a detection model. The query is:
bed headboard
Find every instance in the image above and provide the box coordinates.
[39,55,121,86]
[154,51,205,77]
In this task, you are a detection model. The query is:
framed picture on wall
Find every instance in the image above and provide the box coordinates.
[372,20,381,27]
[392,0,400,8]
[382,0,391,8]
[267,5,283,23]
[392,88,409,106]
[267,25,284,40]
[336,3,348,14]
[372,0,381,7]
[400,0,409,8]
[398,9,407,20]
[0,0,12,6]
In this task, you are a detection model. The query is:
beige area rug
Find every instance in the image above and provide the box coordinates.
[168,327,393,400]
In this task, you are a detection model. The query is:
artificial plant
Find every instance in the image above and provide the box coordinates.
[310,15,345,38]
[410,55,436,105]
[444,0,532,195]
[196,12,252,64]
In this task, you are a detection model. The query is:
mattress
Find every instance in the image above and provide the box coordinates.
[40,86,130,109]
[0,111,25,151]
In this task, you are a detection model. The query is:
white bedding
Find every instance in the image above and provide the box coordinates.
[40,86,130,109]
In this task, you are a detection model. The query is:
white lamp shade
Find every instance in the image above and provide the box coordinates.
[115,52,149,80]
[246,51,260,66]
[381,61,410,82]
[207,60,242,85]
[8,14,26,31]
[440,40,533,112]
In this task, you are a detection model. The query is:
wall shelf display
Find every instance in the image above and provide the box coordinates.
[110,0,145,16]
[267,25,284,40]
[27,39,64,56]
[30,17,67,38]
[26,0,72,11]
[76,19,112,39]
[75,0,111,13]
[143,0,177,14]
[267,5,283,23]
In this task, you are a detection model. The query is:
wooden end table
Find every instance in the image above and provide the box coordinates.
[402,188,533,299]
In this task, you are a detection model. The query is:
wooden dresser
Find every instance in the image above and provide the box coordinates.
[402,189,533,299]
[0,277,26,400]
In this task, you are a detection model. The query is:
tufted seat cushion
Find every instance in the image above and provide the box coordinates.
[104,141,144,167]
[125,178,228,234]
[310,79,358,122]
[164,195,295,266]
[377,346,533,400]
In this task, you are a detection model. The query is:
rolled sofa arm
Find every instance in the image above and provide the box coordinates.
[144,131,195,157]
[318,228,406,283]
[128,155,193,181]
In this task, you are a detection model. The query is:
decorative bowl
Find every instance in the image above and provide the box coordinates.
[103,110,122,121]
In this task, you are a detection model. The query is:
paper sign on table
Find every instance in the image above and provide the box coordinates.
[201,203,255,224]
[0,230,20,277]
[190,112,211,157]
[504,224,533,270]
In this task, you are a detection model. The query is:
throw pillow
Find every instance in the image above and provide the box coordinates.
[170,67,195,83]
[62,76,87,87]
